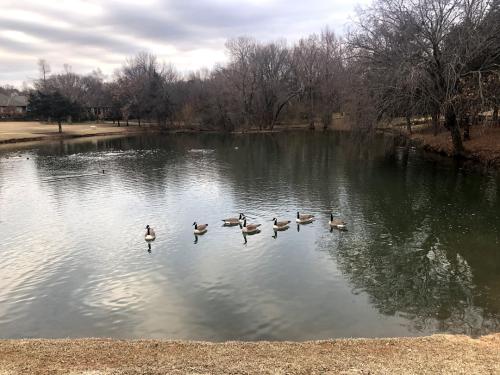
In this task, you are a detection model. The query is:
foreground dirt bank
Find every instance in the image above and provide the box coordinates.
[0,334,499,374]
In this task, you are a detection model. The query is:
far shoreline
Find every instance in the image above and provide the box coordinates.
[2,120,499,172]
[0,120,349,147]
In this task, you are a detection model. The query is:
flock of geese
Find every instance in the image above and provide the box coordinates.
[144,212,347,243]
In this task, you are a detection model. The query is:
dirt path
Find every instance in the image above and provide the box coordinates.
[0,334,499,374]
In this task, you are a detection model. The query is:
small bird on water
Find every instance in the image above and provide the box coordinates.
[272,218,291,230]
[241,218,261,234]
[329,213,347,231]
[145,225,156,241]
[193,222,208,234]
[222,213,245,226]
[296,212,315,224]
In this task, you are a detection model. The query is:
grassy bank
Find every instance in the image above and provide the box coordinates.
[0,334,498,374]
[0,121,152,145]
[399,125,500,169]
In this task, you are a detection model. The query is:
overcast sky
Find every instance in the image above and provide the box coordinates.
[0,0,370,87]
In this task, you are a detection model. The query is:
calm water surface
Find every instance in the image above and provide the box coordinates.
[0,132,499,340]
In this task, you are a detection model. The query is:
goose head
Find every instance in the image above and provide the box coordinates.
[296,212,300,218]
[192,222,197,229]
[272,217,277,224]
[330,213,334,221]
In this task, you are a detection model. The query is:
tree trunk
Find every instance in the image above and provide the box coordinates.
[126,119,129,126]
[445,107,464,157]
[117,119,120,127]
[58,120,62,134]
[462,115,471,141]
[493,105,498,126]
[138,118,141,127]
[309,91,314,131]
[405,115,412,135]
[432,111,440,136]
[322,112,331,131]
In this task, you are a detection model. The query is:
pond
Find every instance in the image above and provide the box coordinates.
[0,132,499,340]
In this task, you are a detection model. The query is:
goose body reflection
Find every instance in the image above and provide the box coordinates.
[272,229,288,239]
[144,225,156,241]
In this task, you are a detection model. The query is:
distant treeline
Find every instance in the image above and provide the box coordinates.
[5,0,500,155]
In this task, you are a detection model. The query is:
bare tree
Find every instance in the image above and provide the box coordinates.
[349,0,500,156]
[317,29,345,130]
[37,59,51,86]
[292,35,321,129]
[224,37,259,128]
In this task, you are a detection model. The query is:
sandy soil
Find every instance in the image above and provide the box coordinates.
[0,334,499,374]
[0,122,147,144]
[409,126,500,167]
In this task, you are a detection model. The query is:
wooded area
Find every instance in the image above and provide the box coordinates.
[2,0,498,155]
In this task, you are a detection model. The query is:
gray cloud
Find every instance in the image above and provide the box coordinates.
[0,0,369,86]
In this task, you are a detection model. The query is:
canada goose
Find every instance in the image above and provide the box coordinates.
[272,218,290,230]
[222,213,245,226]
[241,218,261,234]
[193,222,208,234]
[329,214,347,230]
[296,212,314,224]
[145,225,156,241]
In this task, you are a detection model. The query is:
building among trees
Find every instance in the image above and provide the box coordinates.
[0,94,28,119]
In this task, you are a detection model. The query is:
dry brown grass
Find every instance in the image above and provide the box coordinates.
[0,334,499,374]
[410,126,500,167]
[0,122,145,144]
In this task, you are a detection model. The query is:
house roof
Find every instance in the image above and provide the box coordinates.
[0,94,28,107]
